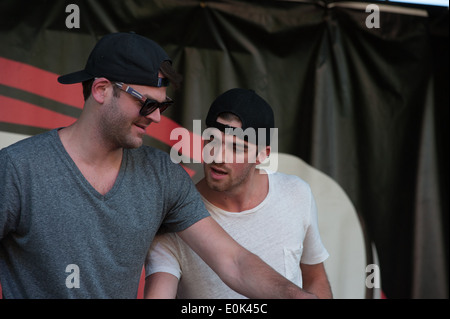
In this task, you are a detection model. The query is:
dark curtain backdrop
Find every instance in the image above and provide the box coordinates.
[0,0,447,298]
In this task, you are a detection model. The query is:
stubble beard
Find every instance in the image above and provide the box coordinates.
[100,98,144,150]
[204,163,254,193]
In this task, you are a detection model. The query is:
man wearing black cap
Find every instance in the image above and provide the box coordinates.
[0,33,316,298]
[145,89,333,299]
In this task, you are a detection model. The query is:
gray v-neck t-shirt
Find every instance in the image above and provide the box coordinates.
[0,129,209,298]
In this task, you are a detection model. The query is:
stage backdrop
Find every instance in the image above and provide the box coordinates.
[0,0,448,298]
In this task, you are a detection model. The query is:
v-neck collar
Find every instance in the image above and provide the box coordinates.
[51,128,128,200]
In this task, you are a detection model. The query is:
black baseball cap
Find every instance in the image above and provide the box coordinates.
[205,88,275,146]
[58,32,171,87]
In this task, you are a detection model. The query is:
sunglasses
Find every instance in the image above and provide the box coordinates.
[114,82,174,116]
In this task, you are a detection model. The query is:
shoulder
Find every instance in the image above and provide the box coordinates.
[129,145,178,167]
[265,170,315,209]
[127,146,196,194]
[2,130,54,152]
[0,130,56,164]
[128,145,184,175]
[268,170,311,192]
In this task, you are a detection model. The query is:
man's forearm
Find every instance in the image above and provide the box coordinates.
[224,249,317,299]
[178,217,317,299]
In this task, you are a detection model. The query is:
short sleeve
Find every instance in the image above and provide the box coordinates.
[300,195,330,264]
[157,156,210,233]
[145,233,183,279]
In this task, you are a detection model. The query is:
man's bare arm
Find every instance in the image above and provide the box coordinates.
[144,272,179,299]
[301,262,333,299]
[177,216,317,299]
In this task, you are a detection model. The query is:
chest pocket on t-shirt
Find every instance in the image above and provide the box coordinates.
[283,246,303,286]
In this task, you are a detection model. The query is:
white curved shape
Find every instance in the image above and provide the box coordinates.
[260,152,367,298]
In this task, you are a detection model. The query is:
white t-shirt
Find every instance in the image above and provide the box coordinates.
[145,170,329,299]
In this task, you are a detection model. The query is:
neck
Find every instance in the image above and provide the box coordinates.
[198,168,269,212]
[58,118,123,168]
[58,120,124,196]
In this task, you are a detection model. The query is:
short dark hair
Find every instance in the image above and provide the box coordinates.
[82,78,95,101]
[217,112,242,124]
[160,60,183,90]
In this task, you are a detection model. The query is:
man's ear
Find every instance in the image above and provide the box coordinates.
[256,145,271,165]
[90,77,110,104]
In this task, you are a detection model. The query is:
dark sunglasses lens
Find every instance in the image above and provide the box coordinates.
[158,101,173,114]
[140,101,158,116]
[140,100,173,116]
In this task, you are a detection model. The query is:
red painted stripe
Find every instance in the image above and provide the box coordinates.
[0,57,203,162]
[0,95,203,162]
[0,95,76,129]
[0,57,85,109]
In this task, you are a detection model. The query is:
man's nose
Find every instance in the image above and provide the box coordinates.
[145,107,161,123]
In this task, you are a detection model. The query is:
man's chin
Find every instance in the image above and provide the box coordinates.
[205,176,228,192]
[120,136,144,149]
